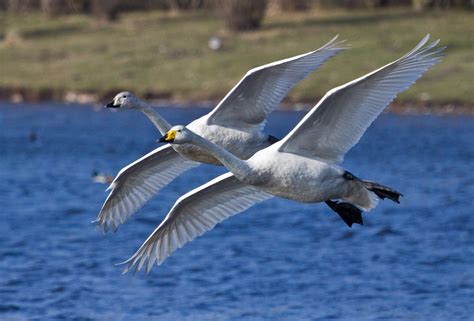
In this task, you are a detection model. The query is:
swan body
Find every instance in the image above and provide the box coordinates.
[215,144,377,209]
[245,147,349,202]
[165,127,378,210]
[173,119,272,164]
[123,35,445,274]
[97,36,346,232]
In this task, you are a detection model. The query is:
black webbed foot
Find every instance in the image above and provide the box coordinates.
[325,200,363,228]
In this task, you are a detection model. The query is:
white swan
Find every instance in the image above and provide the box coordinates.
[96,36,347,232]
[122,35,444,274]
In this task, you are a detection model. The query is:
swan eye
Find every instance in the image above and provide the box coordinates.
[177,130,182,133]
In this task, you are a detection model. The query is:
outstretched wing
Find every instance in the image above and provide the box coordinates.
[279,35,445,163]
[207,35,348,132]
[95,144,199,232]
[121,172,273,274]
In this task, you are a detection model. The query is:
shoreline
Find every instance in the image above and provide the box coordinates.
[0,87,472,115]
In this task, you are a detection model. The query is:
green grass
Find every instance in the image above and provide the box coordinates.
[0,8,473,104]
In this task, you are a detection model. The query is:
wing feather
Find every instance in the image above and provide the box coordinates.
[207,35,348,131]
[95,144,199,233]
[121,172,272,274]
[279,35,445,162]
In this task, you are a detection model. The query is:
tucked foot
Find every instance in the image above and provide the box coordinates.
[325,200,363,228]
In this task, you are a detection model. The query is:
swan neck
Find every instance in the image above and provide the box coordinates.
[191,134,251,180]
[136,102,171,135]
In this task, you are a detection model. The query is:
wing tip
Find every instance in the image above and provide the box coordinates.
[93,215,117,234]
[116,255,135,276]
[404,34,446,61]
[320,35,351,51]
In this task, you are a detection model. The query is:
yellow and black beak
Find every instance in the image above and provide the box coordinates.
[158,130,176,143]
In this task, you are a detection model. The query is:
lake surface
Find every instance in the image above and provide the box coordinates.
[1,103,473,321]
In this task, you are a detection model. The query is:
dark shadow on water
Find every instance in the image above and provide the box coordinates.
[373,226,403,238]
[338,230,354,240]
[65,207,86,215]
[136,216,161,227]
[0,305,20,313]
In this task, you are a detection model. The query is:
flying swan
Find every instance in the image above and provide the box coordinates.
[122,35,445,274]
[96,36,347,232]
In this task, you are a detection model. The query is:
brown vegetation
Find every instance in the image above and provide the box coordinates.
[218,0,267,31]
[278,0,310,11]
[1,0,472,25]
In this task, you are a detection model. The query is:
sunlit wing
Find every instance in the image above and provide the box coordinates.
[121,172,273,274]
[95,144,199,233]
[206,35,348,132]
[279,35,445,163]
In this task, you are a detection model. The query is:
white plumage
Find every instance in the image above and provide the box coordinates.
[96,36,347,232]
[123,35,444,274]
[123,173,273,273]
[280,35,444,163]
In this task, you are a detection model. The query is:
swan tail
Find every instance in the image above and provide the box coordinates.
[325,200,363,228]
[341,171,400,211]
[362,180,403,204]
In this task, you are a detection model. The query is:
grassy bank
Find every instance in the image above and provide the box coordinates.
[0,8,473,106]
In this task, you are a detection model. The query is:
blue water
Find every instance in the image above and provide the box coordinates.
[1,103,473,321]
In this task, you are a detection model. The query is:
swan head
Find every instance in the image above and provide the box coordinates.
[158,125,192,144]
[105,91,139,109]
